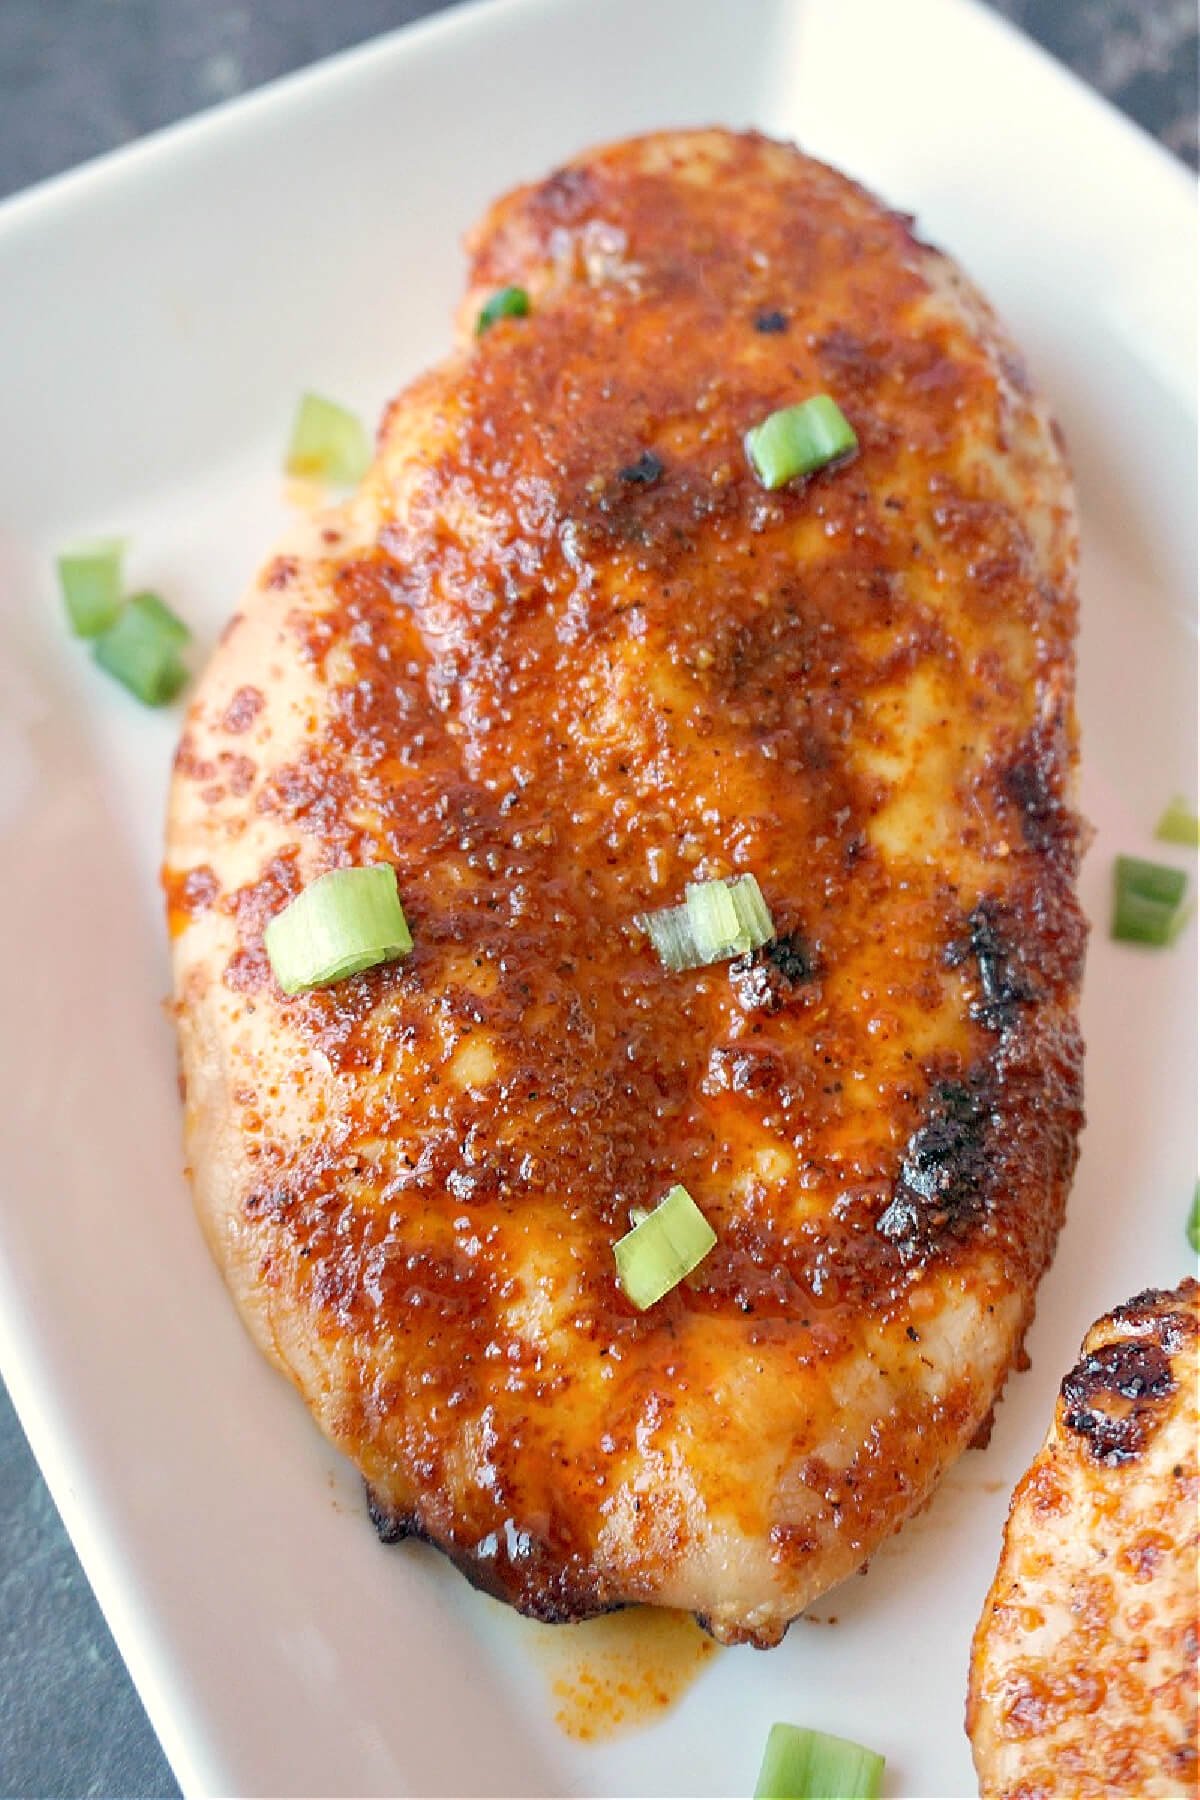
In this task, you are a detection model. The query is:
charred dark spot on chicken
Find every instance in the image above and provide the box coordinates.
[729,932,814,1013]
[1003,726,1079,864]
[365,1484,622,1625]
[617,450,664,485]
[1060,1339,1176,1465]
[1108,1287,1199,1354]
[946,901,1037,1030]
[877,1075,992,1254]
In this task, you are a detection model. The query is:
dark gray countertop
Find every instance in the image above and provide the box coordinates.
[1,4,1194,1796]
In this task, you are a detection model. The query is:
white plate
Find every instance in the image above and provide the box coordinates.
[1,0,1195,1793]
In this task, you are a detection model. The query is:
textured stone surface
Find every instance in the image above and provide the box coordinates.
[998,0,1197,165]
[0,1386,175,1798]
[0,4,1193,1796]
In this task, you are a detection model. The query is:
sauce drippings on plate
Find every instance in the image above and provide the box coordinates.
[526,1609,718,1740]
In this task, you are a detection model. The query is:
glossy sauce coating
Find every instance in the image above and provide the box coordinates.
[166,131,1084,1645]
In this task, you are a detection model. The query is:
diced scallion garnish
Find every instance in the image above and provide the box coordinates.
[476,285,531,335]
[56,536,192,705]
[637,874,775,971]
[688,873,773,960]
[264,864,412,995]
[687,876,742,960]
[1111,855,1190,947]
[744,395,857,490]
[57,539,126,637]
[636,903,696,972]
[614,1183,716,1310]
[127,590,190,648]
[92,591,191,705]
[755,1723,885,1800]
[285,392,371,486]
[1188,1182,1199,1255]
[1155,796,1200,848]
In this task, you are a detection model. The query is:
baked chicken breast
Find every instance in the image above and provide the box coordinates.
[165,129,1085,1646]
[968,1279,1199,1797]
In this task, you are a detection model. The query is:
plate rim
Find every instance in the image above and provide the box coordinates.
[0,0,1193,244]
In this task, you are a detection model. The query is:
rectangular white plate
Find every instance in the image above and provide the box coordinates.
[1,0,1195,1793]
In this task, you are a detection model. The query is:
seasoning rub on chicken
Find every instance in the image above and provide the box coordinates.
[968,1279,1198,1797]
[165,129,1085,1646]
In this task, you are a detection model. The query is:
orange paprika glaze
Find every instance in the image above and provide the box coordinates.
[165,130,1084,1646]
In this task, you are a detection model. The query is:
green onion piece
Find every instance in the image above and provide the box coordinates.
[1188,1182,1199,1255]
[127,590,190,647]
[285,392,371,486]
[685,873,775,962]
[92,591,190,705]
[686,877,743,960]
[727,872,774,944]
[744,395,857,490]
[635,901,698,972]
[637,875,775,972]
[1112,855,1190,947]
[614,1184,716,1310]
[264,865,412,995]
[755,1723,885,1800]
[476,285,531,335]
[57,539,126,637]
[1155,796,1200,848]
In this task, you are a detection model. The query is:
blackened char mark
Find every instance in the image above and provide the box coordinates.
[1060,1339,1177,1466]
[729,932,814,1014]
[1003,739,1078,864]
[877,1076,991,1255]
[1109,1286,1199,1355]
[576,451,738,560]
[364,1484,623,1626]
[617,450,664,485]
[945,900,1036,1030]
[367,1485,410,1543]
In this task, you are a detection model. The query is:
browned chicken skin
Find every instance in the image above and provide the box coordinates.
[165,129,1085,1645]
[968,1279,1199,1797]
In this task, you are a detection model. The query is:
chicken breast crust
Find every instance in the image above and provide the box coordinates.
[968,1279,1199,1797]
[165,129,1085,1646]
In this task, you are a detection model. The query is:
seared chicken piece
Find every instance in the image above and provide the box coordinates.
[165,130,1085,1646]
[968,1279,1199,1797]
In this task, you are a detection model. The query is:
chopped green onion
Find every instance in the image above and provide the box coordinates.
[614,1183,716,1310]
[1188,1182,1199,1255]
[687,873,773,959]
[1111,855,1190,947]
[285,392,371,486]
[57,539,126,637]
[127,590,190,647]
[1156,796,1200,848]
[686,876,742,961]
[638,874,775,971]
[636,902,697,972]
[744,395,857,490]
[755,1723,885,1800]
[264,865,412,995]
[476,285,531,335]
[725,872,774,945]
[92,591,190,705]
